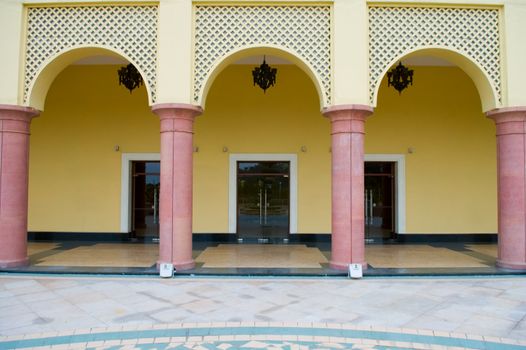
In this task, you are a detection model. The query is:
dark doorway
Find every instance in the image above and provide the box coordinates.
[365,161,396,241]
[237,161,290,240]
[131,161,160,241]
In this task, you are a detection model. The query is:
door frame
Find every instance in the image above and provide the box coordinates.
[365,154,406,234]
[120,153,160,233]
[229,154,298,234]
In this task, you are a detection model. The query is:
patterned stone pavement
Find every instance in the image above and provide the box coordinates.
[1,275,526,349]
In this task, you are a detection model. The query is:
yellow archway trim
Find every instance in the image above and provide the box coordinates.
[372,46,501,113]
[197,45,327,111]
[26,45,153,111]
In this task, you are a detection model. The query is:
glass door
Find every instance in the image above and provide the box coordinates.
[365,162,395,242]
[237,161,290,240]
[131,161,160,241]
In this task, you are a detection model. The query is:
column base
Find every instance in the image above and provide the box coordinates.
[173,260,195,271]
[330,260,368,271]
[496,259,526,270]
[157,260,196,271]
[0,257,29,268]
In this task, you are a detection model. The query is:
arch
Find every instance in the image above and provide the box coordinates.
[372,47,500,112]
[198,45,327,110]
[26,45,153,111]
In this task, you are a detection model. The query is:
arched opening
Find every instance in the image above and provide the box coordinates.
[192,50,332,269]
[365,49,498,270]
[372,47,500,112]
[27,48,160,270]
[198,45,327,110]
[27,46,153,111]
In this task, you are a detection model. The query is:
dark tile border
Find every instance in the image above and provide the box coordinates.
[28,232,498,244]
[395,233,498,243]
[28,232,131,242]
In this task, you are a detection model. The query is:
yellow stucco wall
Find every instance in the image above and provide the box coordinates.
[195,65,331,233]
[28,63,497,234]
[370,67,497,233]
[28,65,158,232]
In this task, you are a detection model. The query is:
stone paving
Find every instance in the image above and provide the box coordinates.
[1,275,526,349]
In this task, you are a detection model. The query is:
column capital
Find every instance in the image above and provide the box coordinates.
[323,104,373,135]
[322,104,374,121]
[151,103,203,120]
[486,106,526,136]
[486,106,526,122]
[152,103,203,135]
[0,104,40,122]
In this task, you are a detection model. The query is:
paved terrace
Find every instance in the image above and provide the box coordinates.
[1,275,526,349]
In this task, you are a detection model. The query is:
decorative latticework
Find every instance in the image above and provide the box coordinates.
[24,5,158,104]
[194,5,331,105]
[369,6,501,104]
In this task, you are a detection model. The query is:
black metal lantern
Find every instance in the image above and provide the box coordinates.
[118,63,143,93]
[387,61,414,94]
[252,56,277,93]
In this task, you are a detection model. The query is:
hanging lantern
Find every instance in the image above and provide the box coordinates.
[387,61,414,94]
[118,63,143,93]
[252,56,277,93]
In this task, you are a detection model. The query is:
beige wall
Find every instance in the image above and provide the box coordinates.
[28,63,497,234]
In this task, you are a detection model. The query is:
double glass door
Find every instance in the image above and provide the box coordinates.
[237,161,290,239]
[365,162,395,241]
[131,161,160,241]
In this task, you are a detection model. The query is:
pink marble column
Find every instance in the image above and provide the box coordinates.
[151,103,202,271]
[0,105,39,268]
[487,107,526,270]
[323,104,373,270]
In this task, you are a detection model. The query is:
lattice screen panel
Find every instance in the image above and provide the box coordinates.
[369,6,501,105]
[24,5,158,104]
[194,5,331,105]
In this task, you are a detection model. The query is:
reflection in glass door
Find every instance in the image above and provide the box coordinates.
[365,162,395,242]
[131,161,160,241]
[237,161,290,239]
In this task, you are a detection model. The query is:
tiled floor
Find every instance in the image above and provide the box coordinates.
[31,243,158,268]
[365,245,495,268]
[1,275,526,349]
[19,241,504,275]
[195,244,329,268]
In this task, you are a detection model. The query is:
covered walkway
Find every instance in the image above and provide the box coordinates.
[2,240,516,277]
